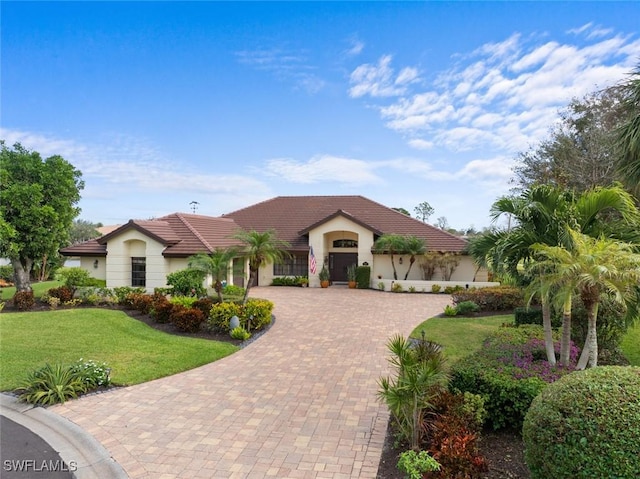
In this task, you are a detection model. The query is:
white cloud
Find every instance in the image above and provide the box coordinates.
[264,155,383,185]
[407,139,434,150]
[349,55,419,98]
[359,26,638,154]
[345,36,365,56]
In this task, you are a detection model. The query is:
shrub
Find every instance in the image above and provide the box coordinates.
[243,298,274,331]
[427,390,488,478]
[452,285,524,311]
[391,282,403,293]
[455,300,480,315]
[70,358,111,389]
[431,284,442,293]
[208,302,243,332]
[222,284,245,297]
[43,295,61,309]
[47,286,74,302]
[230,326,251,341]
[377,281,385,291]
[113,286,146,305]
[54,267,91,294]
[17,363,87,405]
[79,287,117,306]
[170,295,198,309]
[397,450,441,479]
[0,264,15,282]
[171,307,205,333]
[151,297,176,324]
[356,265,371,289]
[271,276,300,286]
[192,297,214,316]
[523,366,640,479]
[449,326,578,431]
[443,304,458,317]
[166,269,206,297]
[125,293,153,314]
[13,291,34,311]
[444,285,464,294]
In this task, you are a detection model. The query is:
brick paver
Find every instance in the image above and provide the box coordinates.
[52,287,451,478]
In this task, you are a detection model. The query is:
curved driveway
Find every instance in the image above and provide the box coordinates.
[52,287,451,478]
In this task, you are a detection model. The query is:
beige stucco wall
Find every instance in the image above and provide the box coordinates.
[306,216,375,287]
[371,254,486,283]
[80,257,107,281]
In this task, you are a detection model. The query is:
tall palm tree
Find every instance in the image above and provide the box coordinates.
[402,236,427,280]
[531,230,640,369]
[188,248,237,302]
[617,64,640,195]
[374,234,405,280]
[232,229,290,304]
[469,184,640,365]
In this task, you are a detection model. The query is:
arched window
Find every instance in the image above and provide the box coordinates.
[333,239,358,248]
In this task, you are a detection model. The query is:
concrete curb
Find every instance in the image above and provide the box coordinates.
[0,394,128,479]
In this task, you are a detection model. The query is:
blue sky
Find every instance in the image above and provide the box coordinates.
[2,2,639,230]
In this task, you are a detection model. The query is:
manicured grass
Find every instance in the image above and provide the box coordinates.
[411,314,514,366]
[621,322,640,366]
[0,280,63,300]
[0,308,238,390]
[413,314,640,367]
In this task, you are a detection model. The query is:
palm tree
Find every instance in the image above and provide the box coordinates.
[469,184,640,365]
[232,229,290,304]
[617,64,640,194]
[531,230,640,369]
[402,236,427,280]
[374,234,405,280]
[188,248,236,302]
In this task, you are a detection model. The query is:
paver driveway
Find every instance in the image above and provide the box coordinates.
[53,287,451,478]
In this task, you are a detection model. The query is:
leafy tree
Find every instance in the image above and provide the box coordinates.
[232,229,290,304]
[616,64,640,194]
[414,201,434,223]
[531,230,640,369]
[512,87,629,194]
[402,236,427,280]
[393,207,411,216]
[188,248,237,302]
[70,219,103,245]
[0,142,84,292]
[374,234,405,280]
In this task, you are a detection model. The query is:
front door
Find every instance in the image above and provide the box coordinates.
[329,253,358,282]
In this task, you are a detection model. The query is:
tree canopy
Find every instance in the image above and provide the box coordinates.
[0,142,84,292]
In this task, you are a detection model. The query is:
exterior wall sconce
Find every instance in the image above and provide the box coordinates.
[93,260,99,269]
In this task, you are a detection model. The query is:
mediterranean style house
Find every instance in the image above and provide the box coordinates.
[60,195,492,289]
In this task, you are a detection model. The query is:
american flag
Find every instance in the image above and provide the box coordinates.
[309,246,317,275]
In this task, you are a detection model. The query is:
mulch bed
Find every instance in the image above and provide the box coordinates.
[376,423,531,479]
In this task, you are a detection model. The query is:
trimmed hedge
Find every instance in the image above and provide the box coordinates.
[449,326,577,431]
[451,286,524,311]
[356,265,371,289]
[523,366,640,479]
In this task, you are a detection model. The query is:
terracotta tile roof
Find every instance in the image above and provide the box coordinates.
[61,196,467,257]
[223,195,467,252]
[59,239,107,256]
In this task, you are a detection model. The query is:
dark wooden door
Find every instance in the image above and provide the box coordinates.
[329,253,357,282]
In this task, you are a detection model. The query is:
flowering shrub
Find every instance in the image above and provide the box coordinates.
[449,325,578,430]
[452,285,524,311]
[70,358,111,388]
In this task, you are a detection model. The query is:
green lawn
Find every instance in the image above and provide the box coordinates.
[411,315,514,366]
[0,280,63,301]
[411,314,640,367]
[0,308,238,390]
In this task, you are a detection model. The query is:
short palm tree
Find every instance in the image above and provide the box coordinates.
[374,234,405,280]
[232,229,290,304]
[402,236,427,280]
[188,248,237,302]
[531,230,640,369]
